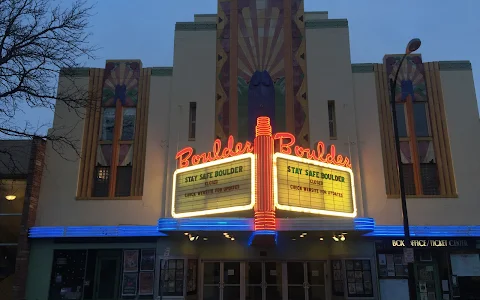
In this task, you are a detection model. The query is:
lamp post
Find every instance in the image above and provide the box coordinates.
[389,38,421,300]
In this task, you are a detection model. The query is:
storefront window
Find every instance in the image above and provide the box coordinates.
[48,248,156,300]
[160,259,184,296]
[331,260,344,296]
[345,259,374,297]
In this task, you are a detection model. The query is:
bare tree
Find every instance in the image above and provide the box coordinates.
[0,0,97,169]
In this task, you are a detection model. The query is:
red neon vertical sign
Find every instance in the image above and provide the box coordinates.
[254,117,276,231]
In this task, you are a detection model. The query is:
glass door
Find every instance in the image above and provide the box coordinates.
[287,262,306,300]
[286,261,327,300]
[203,261,241,300]
[246,262,262,300]
[93,255,120,300]
[246,262,283,300]
[265,262,282,300]
[306,262,326,300]
[223,262,241,300]
[203,262,221,300]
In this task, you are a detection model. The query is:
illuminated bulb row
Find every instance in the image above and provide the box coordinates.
[184,232,207,242]
[223,232,235,241]
[332,233,347,242]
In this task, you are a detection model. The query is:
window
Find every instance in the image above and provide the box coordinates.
[345,259,374,297]
[189,102,197,140]
[77,61,149,199]
[331,260,344,296]
[160,259,185,296]
[328,100,337,139]
[395,89,440,195]
[376,57,455,197]
[94,100,135,197]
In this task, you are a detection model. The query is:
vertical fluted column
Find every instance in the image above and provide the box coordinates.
[254,117,276,231]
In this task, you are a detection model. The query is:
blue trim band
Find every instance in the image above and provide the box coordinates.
[365,225,480,237]
[354,218,375,231]
[29,226,167,238]
[157,218,254,231]
[248,230,278,246]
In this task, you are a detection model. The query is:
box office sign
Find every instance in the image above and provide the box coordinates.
[172,153,255,218]
[273,153,356,218]
[376,239,475,249]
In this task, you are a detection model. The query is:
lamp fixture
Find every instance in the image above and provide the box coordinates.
[5,195,16,201]
[340,234,346,242]
[184,232,189,236]
[230,237,235,241]
[332,235,339,242]
[319,237,324,241]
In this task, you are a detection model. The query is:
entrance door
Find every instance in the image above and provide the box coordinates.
[286,261,327,300]
[245,262,283,300]
[414,262,441,300]
[93,254,121,300]
[203,261,241,300]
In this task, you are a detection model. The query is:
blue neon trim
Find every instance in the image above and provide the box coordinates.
[158,218,254,231]
[364,225,480,237]
[248,230,278,246]
[353,218,375,231]
[29,226,167,238]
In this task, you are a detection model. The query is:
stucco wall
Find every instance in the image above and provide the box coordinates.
[353,66,480,226]
[305,23,365,217]
[35,72,171,226]
[164,27,217,217]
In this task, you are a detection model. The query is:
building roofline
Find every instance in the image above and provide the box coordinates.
[305,19,348,29]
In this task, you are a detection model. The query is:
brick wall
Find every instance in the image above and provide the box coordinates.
[12,138,46,300]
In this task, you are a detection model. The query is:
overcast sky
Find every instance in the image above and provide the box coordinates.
[21,0,480,132]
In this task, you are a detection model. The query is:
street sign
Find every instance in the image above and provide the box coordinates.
[403,247,414,263]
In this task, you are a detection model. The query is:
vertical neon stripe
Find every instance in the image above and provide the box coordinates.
[254,117,276,231]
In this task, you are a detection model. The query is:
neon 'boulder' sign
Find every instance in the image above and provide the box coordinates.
[175,133,351,169]
[173,117,356,229]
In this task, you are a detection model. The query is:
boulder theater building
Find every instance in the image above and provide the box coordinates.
[23,1,480,300]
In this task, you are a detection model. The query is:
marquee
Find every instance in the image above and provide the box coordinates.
[172,116,357,231]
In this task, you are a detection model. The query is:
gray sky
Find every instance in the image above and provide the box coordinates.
[21,0,480,132]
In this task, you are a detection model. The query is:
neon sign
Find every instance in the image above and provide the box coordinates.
[172,116,356,226]
[176,133,351,169]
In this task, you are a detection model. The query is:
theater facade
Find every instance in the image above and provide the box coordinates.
[23,1,480,300]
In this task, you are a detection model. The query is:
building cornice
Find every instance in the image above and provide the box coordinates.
[438,61,472,71]
[175,22,216,31]
[151,67,173,76]
[352,63,374,73]
[59,67,90,77]
[305,19,348,29]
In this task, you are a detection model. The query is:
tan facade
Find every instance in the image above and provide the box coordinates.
[35,17,478,228]
[26,4,480,300]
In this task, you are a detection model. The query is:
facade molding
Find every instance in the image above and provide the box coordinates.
[352,63,374,73]
[438,60,472,71]
[29,225,167,238]
[59,67,90,77]
[175,22,216,31]
[151,67,173,76]
[305,19,348,29]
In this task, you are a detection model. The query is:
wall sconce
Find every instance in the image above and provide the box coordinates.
[5,194,16,201]
[3,180,17,201]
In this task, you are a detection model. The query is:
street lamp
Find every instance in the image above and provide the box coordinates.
[389,38,421,300]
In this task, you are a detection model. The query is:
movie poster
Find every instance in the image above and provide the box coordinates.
[139,272,154,295]
[123,250,139,272]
